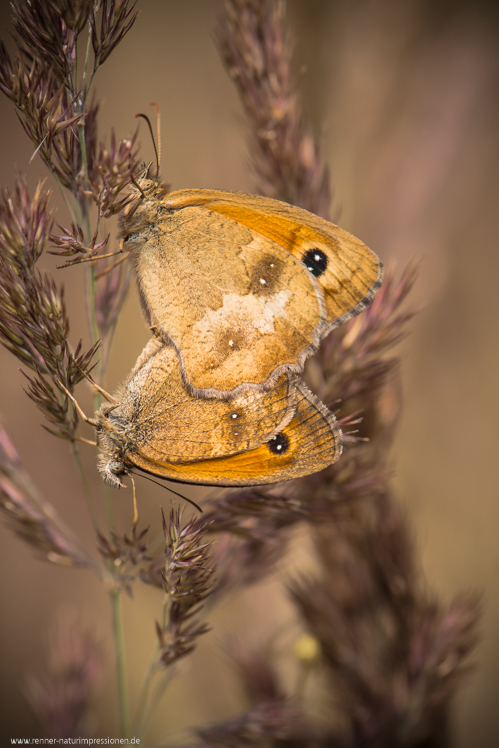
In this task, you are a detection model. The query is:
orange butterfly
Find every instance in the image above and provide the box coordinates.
[93,337,343,488]
[121,182,382,399]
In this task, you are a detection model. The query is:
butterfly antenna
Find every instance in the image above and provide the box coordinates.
[136,110,160,177]
[130,475,139,526]
[150,102,161,176]
[132,471,203,513]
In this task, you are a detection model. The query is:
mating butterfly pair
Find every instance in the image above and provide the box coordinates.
[93,181,382,488]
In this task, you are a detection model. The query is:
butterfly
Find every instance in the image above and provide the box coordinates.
[93,337,343,488]
[121,181,383,399]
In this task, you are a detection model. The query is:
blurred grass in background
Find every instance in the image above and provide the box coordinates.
[0,0,498,744]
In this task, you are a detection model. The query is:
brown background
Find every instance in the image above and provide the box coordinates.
[0,0,498,744]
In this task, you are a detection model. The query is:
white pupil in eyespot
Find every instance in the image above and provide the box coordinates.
[271,436,282,451]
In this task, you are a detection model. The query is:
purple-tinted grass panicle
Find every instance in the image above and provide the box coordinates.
[142,508,216,668]
[192,700,308,748]
[10,1,93,82]
[91,0,139,72]
[0,422,98,570]
[27,617,104,739]
[226,638,284,705]
[87,129,141,219]
[49,223,110,262]
[289,494,481,746]
[217,0,332,219]
[0,178,99,440]
[97,524,151,598]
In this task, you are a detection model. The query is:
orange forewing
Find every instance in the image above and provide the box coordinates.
[159,190,382,332]
[205,200,382,331]
[121,184,382,399]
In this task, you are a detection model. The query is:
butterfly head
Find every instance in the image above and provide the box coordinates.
[93,408,129,489]
[121,165,172,235]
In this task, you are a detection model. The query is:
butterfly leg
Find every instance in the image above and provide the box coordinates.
[95,252,129,280]
[56,249,124,269]
[53,377,100,428]
[81,371,118,405]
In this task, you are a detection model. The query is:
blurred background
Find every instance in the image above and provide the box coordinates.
[0,0,498,744]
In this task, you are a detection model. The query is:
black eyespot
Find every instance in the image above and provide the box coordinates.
[302,248,328,277]
[267,433,290,455]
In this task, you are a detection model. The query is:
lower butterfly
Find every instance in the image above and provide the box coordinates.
[88,337,342,488]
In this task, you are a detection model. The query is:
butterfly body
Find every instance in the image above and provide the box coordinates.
[121,184,383,399]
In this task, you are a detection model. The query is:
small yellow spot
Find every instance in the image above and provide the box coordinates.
[293,634,320,664]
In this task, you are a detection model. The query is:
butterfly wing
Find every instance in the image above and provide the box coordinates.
[126,200,325,397]
[122,187,381,398]
[124,375,342,486]
[189,190,383,335]
[101,340,295,466]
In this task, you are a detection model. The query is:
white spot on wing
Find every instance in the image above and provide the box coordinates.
[192,290,292,342]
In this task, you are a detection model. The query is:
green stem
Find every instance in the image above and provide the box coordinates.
[53,174,78,225]
[103,480,115,531]
[85,262,101,380]
[75,23,129,740]
[134,659,156,738]
[142,668,176,737]
[134,589,169,735]
[74,86,125,735]
[77,123,102,389]
[81,28,93,104]
[71,442,101,533]
[74,31,78,92]
[110,588,131,738]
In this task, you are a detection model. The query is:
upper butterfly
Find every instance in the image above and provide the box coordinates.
[121,177,383,399]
